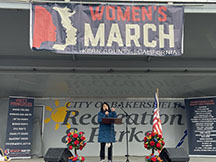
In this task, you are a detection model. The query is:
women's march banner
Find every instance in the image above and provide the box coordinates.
[30,3,184,56]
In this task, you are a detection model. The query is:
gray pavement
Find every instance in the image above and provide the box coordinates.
[10,156,216,162]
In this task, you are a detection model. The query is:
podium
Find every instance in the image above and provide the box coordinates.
[102,118,122,124]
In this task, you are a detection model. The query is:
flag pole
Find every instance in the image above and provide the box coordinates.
[156,88,159,111]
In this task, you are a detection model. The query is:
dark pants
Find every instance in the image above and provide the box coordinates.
[100,142,112,161]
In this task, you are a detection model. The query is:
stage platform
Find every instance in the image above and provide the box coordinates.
[11,156,216,162]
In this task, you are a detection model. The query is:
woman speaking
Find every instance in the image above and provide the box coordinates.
[98,102,117,162]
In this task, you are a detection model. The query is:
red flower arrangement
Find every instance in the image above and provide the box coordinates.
[67,130,87,151]
[145,154,163,162]
[144,131,165,162]
[66,130,87,162]
[144,131,165,152]
[68,155,85,162]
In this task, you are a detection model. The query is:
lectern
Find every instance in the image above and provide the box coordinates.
[102,118,122,124]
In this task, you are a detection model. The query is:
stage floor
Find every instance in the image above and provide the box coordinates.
[11,156,216,162]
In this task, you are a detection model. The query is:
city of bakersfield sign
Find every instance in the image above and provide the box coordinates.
[42,98,186,156]
[31,3,184,56]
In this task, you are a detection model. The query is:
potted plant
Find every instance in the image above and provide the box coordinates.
[66,130,87,162]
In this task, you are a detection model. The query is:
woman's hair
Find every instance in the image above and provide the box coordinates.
[100,102,111,112]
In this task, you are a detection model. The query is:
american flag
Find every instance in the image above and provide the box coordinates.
[152,91,163,136]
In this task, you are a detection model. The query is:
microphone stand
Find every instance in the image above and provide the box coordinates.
[119,107,136,162]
